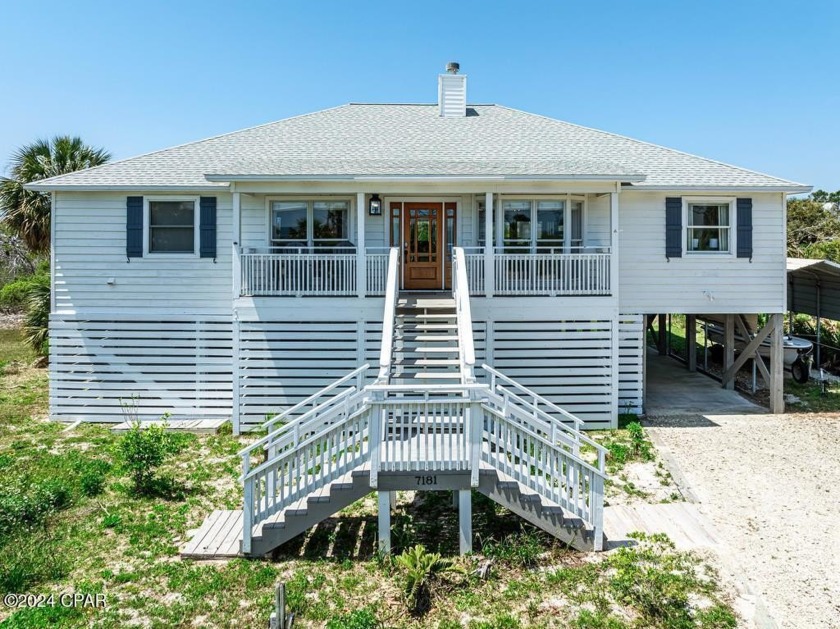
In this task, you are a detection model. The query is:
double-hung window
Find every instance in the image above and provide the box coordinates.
[686,201,732,253]
[270,199,350,249]
[147,198,198,254]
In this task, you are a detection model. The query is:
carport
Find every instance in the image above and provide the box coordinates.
[645,349,761,415]
[787,257,840,369]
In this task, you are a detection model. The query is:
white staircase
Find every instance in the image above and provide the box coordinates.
[392,297,461,385]
[183,247,609,559]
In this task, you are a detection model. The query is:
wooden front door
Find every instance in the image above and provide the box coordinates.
[403,203,443,290]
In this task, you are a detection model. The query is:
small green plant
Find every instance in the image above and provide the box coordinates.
[102,513,121,528]
[626,421,653,460]
[117,420,176,495]
[325,607,380,629]
[395,544,464,615]
[79,459,111,497]
[479,530,545,568]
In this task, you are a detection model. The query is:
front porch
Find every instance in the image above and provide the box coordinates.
[232,189,619,298]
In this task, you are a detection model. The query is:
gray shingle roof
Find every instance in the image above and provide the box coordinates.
[27,104,809,191]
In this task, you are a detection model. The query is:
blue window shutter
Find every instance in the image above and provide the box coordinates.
[737,198,753,260]
[126,196,143,258]
[665,197,682,259]
[199,197,217,259]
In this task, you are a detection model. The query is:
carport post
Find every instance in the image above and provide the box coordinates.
[686,315,697,372]
[816,281,822,370]
[724,315,735,390]
[769,313,785,413]
[658,314,667,356]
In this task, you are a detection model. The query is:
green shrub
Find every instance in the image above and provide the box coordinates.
[0,531,69,592]
[479,531,545,568]
[607,442,629,465]
[117,421,176,495]
[325,608,380,629]
[23,277,49,357]
[0,272,47,311]
[395,544,463,615]
[0,478,72,539]
[79,459,111,497]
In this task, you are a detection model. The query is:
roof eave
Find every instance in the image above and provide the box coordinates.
[204,173,647,183]
[24,183,230,193]
[625,183,812,194]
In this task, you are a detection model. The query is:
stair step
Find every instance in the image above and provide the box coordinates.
[410,347,460,353]
[411,372,462,380]
[404,335,459,342]
[396,313,457,320]
[398,358,460,366]
[396,323,458,330]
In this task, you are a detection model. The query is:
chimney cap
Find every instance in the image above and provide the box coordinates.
[446,61,460,74]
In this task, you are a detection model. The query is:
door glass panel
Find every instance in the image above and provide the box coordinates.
[430,219,437,255]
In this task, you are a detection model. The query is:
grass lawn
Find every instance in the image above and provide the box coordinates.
[0,327,738,628]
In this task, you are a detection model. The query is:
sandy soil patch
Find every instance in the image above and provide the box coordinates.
[646,412,840,629]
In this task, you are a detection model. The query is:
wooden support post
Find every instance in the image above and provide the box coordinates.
[389,491,397,512]
[356,192,366,298]
[724,314,735,390]
[769,313,785,413]
[458,489,472,555]
[657,314,667,356]
[686,315,697,372]
[377,491,391,554]
[484,192,494,297]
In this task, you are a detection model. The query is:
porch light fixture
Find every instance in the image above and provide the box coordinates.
[368,194,382,215]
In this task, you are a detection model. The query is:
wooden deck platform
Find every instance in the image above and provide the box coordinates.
[603,502,719,550]
[181,510,244,559]
[110,418,229,434]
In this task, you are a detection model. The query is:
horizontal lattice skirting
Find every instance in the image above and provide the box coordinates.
[478,319,614,428]
[50,315,232,422]
[238,320,382,430]
[618,314,644,415]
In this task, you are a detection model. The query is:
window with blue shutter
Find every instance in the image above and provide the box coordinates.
[736,198,753,260]
[199,196,217,259]
[665,197,682,259]
[126,196,143,258]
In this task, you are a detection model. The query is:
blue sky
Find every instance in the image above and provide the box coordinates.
[1,0,838,191]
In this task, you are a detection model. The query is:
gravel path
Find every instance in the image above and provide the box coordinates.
[647,413,840,629]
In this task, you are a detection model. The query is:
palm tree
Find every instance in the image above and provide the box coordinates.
[0,136,111,253]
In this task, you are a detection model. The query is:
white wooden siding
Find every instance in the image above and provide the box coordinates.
[618,191,785,313]
[585,194,611,248]
[54,192,232,313]
[50,315,232,422]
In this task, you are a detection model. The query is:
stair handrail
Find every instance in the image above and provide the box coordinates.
[481,363,583,430]
[242,390,372,554]
[242,386,363,458]
[262,364,370,432]
[480,402,606,551]
[479,364,608,467]
[452,247,476,383]
[378,247,400,382]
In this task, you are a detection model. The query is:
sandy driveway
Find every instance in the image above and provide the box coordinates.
[647,412,840,629]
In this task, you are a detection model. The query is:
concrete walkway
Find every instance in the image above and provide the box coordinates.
[645,351,762,416]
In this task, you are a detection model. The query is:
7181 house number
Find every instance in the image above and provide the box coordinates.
[415,475,438,486]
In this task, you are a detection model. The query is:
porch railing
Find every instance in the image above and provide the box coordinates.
[462,247,611,296]
[239,248,390,297]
